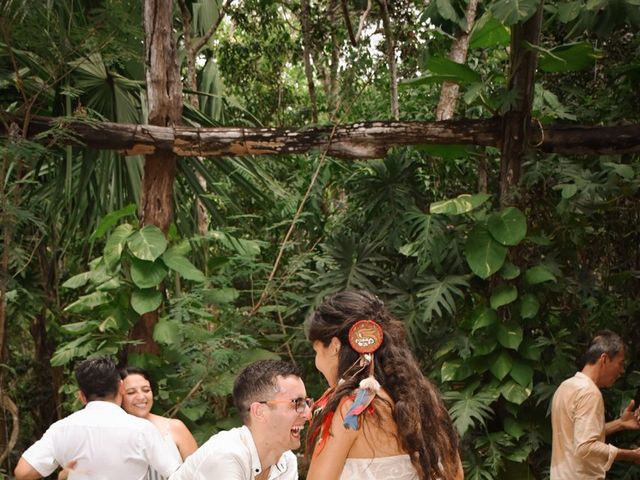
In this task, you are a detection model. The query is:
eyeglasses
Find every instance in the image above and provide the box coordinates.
[251,397,313,414]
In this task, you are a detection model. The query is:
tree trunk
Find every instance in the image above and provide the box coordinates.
[133,0,184,355]
[379,0,399,120]
[499,3,544,207]
[300,0,319,123]
[436,0,479,120]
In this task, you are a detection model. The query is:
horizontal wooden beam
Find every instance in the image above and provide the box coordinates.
[2,114,639,158]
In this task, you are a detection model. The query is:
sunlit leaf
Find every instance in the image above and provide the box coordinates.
[127,225,167,261]
[431,193,492,215]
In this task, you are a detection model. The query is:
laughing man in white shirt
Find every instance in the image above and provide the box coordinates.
[170,360,311,480]
[14,356,181,480]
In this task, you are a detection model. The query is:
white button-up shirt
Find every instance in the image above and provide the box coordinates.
[22,400,181,479]
[169,425,298,480]
[551,372,618,479]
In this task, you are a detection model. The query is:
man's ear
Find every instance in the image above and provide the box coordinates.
[77,390,88,405]
[249,402,267,424]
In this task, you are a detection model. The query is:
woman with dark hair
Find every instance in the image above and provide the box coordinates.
[306,289,463,480]
[120,367,198,480]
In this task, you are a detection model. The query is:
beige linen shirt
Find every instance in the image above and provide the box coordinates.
[551,372,618,479]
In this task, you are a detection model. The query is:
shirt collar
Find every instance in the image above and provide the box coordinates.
[84,400,125,411]
[239,425,290,478]
[575,371,597,387]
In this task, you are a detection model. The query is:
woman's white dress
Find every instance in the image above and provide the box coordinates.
[339,454,419,479]
[148,419,182,480]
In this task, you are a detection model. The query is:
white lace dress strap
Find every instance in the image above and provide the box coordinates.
[339,454,419,480]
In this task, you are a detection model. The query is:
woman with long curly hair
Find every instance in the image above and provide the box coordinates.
[305,289,463,480]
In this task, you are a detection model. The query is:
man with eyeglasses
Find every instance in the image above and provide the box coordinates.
[170,360,311,480]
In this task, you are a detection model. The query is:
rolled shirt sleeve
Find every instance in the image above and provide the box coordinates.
[573,387,618,474]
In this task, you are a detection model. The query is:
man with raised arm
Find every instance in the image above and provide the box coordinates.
[551,330,640,479]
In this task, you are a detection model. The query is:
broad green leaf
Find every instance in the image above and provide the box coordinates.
[50,333,94,366]
[471,307,498,333]
[62,271,92,289]
[472,337,498,355]
[426,57,482,84]
[64,292,112,313]
[203,287,240,304]
[430,193,491,215]
[127,225,168,261]
[504,415,526,440]
[464,226,508,279]
[500,380,532,404]
[161,248,206,282]
[441,360,475,382]
[104,223,135,271]
[131,289,163,315]
[436,0,459,22]
[520,293,540,319]
[96,278,121,291]
[130,258,168,288]
[525,265,557,284]
[488,207,527,246]
[490,0,540,25]
[557,1,582,23]
[435,340,457,360]
[153,319,180,345]
[469,13,510,49]
[90,203,137,241]
[538,43,602,73]
[490,351,513,380]
[490,285,518,309]
[510,361,534,386]
[498,323,524,349]
[559,183,578,199]
[444,388,497,436]
[603,162,634,179]
[500,262,521,280]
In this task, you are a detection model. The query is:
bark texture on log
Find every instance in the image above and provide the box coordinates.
[7,115,640,158]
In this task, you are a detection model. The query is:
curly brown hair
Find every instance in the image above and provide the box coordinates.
[306,289,460,480]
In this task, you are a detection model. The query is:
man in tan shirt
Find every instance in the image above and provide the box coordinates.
[551,330,640,479]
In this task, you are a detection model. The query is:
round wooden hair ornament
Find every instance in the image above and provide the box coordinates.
[348,319,384,354]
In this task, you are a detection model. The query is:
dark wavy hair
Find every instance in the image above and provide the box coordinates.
[306,290,460,480]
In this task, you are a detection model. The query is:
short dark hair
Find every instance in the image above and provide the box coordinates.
[233,360,300,424]
[75,356,120,401]
[583,330,624,365]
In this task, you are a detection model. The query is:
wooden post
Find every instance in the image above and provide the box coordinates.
[131,0,184,355]
[499,3,544,207]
